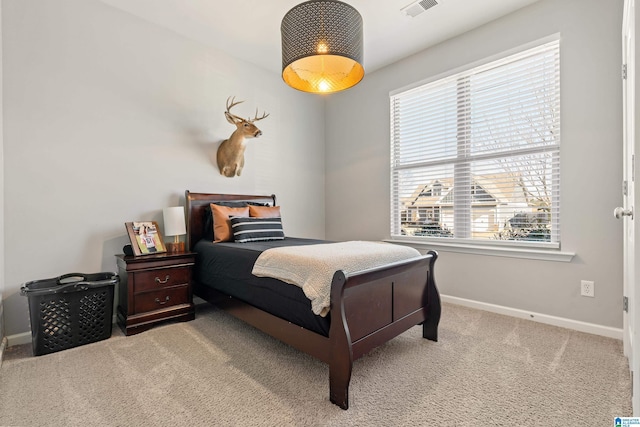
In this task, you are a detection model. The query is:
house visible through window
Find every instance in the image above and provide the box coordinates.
[390,39,560,246]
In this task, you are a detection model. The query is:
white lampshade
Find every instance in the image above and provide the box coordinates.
[163,206,186,237]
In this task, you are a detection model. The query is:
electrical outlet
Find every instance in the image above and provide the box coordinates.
[581,280,595,297]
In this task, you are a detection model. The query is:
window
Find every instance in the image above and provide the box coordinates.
[390,40,560,247]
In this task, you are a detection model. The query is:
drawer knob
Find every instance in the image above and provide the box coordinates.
[155,275,170,284]
[155,296,170,305]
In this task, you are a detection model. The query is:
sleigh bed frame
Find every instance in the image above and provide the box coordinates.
[185,191,441,409]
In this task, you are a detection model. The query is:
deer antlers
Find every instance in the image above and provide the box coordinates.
[251,108,269,122]
[225,96,269,123]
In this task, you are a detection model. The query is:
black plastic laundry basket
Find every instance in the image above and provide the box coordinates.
[20,272,118,356]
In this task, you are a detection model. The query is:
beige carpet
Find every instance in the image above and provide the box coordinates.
[0,302,632,426]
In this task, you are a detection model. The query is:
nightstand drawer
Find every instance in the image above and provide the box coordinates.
[134,285,190,313]
[134,267,190,293]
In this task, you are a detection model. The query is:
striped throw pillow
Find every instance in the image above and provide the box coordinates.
[229,216,285,243]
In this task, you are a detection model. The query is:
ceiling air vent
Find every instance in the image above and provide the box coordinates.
[401,0,438,18]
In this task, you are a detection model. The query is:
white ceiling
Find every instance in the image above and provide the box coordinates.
[99,0,540,74]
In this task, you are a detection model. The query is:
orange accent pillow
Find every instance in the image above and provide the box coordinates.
[210,204,249,242]
[249,205,281,218]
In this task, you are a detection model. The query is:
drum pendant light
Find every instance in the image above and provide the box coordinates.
[281,0,364,94]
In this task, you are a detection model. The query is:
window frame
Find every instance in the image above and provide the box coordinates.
[388,35,572,260]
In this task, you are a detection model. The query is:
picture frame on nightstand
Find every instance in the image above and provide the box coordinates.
[125,221,167,256]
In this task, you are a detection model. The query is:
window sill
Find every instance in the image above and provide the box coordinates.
[386,238,575,262]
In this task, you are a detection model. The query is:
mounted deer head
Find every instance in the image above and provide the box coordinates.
[216,96,269,177]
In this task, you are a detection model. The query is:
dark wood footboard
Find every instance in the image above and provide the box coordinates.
[328,251,439,409]
[185,191,441,410]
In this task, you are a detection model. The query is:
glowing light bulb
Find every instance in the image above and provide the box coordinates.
[317,42,329,54]
[318,79,330,92]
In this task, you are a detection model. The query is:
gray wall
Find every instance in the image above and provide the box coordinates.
[325,0,625,328]
[1,0,626,336]
[2,0,325,336]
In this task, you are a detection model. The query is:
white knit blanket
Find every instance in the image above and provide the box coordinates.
[251,241,421,317]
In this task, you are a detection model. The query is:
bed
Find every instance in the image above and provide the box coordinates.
[185,191,441,409]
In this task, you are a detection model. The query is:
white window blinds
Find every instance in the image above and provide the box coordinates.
[391,40,560,245]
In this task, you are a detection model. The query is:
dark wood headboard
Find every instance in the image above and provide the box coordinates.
[184,191,277,251]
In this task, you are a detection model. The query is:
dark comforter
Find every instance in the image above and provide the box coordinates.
[193,237,331,336]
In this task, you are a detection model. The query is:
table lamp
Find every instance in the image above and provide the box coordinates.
[163,206,186,253]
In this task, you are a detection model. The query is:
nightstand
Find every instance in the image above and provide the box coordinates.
[116,252,196,336]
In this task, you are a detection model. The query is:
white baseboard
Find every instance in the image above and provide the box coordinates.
[441,295,623,340]
[5,297,623,346]
[7,332,32,347]
[0,337,7,367]
[7,317,119,349]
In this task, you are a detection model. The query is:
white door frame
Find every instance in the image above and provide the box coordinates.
[622,0,639,415]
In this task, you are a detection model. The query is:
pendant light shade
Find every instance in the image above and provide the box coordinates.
[281,0,364,94]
